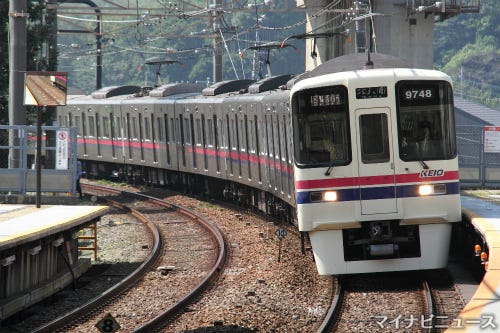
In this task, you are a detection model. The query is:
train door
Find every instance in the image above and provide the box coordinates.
[355,108,398,215]
[201,114,208,171]
[213,114,221,174]
[138,113,145,161]
[178,113,186,167]
[81,111,88,156]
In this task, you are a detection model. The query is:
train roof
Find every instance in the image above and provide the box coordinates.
[201,79,255,96]
[296,53,410,81]
[91,85,142,99]
[248,74,294,94]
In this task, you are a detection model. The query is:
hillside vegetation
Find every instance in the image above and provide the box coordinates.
[434,0,499,108]
[0,0,498,125]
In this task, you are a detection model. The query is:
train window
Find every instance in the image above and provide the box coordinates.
[139,114,145,160]
[231,117,237,150]
[226,115,233,175]
[248,118,255,153]
[132,116,138,140]
[156,117,163,141]
[207,118,214,147]
[240,117,247,153]
[266,114,274,157]
[360,114,390,163]
[190,114,196,168]
[292,85,351,167]
[102,116,110,138]
[74,116,81,136]
[196,118,202,146]
[126,114,133,158]
[165,116,171,164]
[82,114,87,137]
[144,116,151,141]
[96,114,101,135]
[396,81,456,161]
[201,115,207,146]
[168,117,173,144]
[113,116,121,139]
[201,115,208,169]
[88,115,95,137]
[214,115,221,173]
[139,114,144,140]
[184,117,191,145]
[254,116,262,182]
[234,115,242,176]
[164,116,170,143]
[110,116,116,139]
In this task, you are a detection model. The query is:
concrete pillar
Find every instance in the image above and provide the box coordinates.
[300,0,435,70]
[374,1,434,69]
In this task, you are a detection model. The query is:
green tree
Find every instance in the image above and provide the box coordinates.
[434,0,500,108]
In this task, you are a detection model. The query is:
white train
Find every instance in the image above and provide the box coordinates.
[291,54,460,274]
[58,53,461,275]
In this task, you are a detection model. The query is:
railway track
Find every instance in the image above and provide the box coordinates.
[318,270,464,333]
[32,183,226,332]
[24,181,464,332]
[6,181,333,332]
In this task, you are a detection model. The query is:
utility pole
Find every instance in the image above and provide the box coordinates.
[8,0,28,168]
[212,0,223,83]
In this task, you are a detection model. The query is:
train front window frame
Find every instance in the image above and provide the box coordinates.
[292,85,351,168]
[360,113,390,164]
[396,80,456,162]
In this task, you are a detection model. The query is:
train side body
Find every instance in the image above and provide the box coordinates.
[58,54,461,275]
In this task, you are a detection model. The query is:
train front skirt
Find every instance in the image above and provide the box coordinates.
[309,223,452,275]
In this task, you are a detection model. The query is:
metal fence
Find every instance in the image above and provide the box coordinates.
[0,125,78,194]
[457,125,500,188]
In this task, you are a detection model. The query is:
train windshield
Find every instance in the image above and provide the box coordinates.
[396,81,456,161]
[292,86,351,167]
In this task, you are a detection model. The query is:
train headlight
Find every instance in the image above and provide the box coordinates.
[418,185,433,196]
[418,184,446,196]
[323,191,338,202]
[310,191,338,202]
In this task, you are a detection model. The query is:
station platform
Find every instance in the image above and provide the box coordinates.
[446,195,500,332]
[0,204,108,321]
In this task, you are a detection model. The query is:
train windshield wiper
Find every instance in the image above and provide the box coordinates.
[419,160,429,169]
[324,161,335,176]
[416,142,429,169]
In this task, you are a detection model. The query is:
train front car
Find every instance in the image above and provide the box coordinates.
[290,54,461,275]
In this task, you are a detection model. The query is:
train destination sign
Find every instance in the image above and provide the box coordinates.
[356,86,388,99]
[310,92,344,106]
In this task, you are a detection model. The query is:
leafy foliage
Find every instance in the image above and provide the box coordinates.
[55,0,305,93]
[2,0,497,124]
[434,0,499,108]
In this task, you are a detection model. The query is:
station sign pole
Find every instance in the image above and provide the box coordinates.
[23,71,68,208]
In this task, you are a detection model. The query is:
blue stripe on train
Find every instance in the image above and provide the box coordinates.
[296,182,460,204]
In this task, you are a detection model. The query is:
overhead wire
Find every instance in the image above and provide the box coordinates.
[57,0,367,79]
